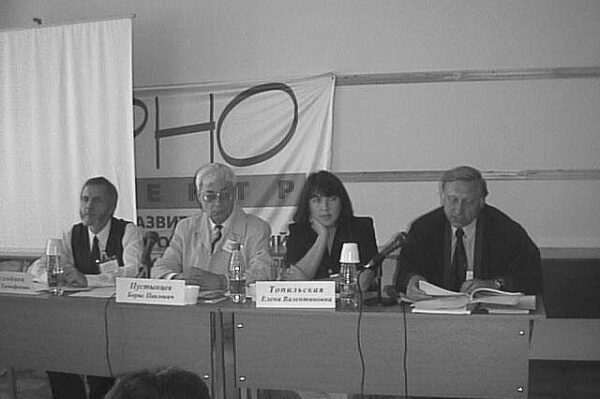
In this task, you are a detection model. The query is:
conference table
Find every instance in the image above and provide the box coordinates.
[0,293,224,399]
[1,292,598,399]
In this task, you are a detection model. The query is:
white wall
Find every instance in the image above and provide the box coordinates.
[2,0,599,249]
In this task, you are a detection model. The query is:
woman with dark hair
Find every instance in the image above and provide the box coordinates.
[283,170,377,289]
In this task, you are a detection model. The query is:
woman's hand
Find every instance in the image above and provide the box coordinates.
[310,217,329,238]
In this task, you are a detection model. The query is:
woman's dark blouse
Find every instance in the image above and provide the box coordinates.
[284,216,378,279]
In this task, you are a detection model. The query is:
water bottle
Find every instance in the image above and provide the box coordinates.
[46,238,64,295]
[339,262,358,309]
[338,242,360,309]
[228,243,246,303]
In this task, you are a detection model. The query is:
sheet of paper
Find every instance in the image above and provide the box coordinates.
[69,286,116,298]
[411,307,471,315]
[418,281,463,296]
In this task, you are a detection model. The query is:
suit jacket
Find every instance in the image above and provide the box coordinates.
[395,205,542,294]
[151,207,272,283]
[71,217,129,274]
[285,216,378,279]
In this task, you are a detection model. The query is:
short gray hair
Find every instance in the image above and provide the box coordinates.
[440,165,488,197]
[194,163,235,194]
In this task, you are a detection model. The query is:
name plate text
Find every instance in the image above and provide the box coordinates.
[116,277,186,306]
[255,281,335,308]
[0,271,35,295]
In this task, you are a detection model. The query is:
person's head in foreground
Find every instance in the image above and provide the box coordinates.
[104,367,210,399]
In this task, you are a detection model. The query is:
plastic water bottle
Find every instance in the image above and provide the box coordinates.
[338,242,360,309]
[46,238,64,295]
[228,243,246,303]
[339,262,358,309]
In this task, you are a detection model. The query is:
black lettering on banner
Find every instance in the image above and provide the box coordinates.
[167,216,180,229]
[188,183,197,202]
[158,236,170,249]
[236,181,250,201]
[134,83,299,170]
[133,98,148,138]
[278,180,294,199]
[217,83,298,167]
[147,184,161,202]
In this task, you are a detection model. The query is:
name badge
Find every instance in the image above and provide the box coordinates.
[466,270,474,281]
[116,277,186,305]
[0,271,36,295]
[255,281,335,309]
[87,259,121,287]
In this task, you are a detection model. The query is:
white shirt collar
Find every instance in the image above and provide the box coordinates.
[88,218,111,250]
[209,210,233,231]
[451,218,477,240]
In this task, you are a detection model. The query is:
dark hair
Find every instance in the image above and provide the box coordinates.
[104,367,210,399]
[440,165,488,198]
[82,176,119,209]
[293,170,354,224]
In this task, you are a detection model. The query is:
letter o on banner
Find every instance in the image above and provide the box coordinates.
[216,83,298,167]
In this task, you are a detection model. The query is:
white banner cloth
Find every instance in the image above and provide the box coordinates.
[0,19,135,253]
[134,73,335,249]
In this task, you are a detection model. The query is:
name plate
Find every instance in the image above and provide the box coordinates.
[0,271,35,294]
[255,281,335,308]
[116,277,186,306]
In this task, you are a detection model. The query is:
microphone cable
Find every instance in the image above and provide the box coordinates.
[356,272,410,398]
[402,300,408,398]
[104,292,117,378]
[356,268,366,399]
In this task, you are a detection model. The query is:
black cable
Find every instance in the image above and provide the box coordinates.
[104,293,117,378]
[402,302,408,398]
[356,269,366,399]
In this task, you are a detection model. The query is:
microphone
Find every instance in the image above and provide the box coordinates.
[142,231,159,263]
[139,231,159,277]
[363,231,408,269]
[137,231,159,278]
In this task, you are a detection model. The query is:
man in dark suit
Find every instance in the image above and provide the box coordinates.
[395,166,542,300]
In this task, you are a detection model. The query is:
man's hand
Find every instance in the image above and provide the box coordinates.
[406,274,430,301]
[459,278,496,294]
[177,268,227,291]
[62,266,88,287]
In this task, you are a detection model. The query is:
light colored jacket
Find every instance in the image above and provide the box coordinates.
[151,207,273,283]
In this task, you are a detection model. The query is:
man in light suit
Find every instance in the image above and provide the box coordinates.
[151,163,272,288]
[395,165,542,300]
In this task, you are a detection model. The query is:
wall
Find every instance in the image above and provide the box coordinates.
[2,0,599,250]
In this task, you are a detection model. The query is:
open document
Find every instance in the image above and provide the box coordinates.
[411,281,536,314]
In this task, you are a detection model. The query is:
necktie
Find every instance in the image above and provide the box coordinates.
[452,228,467,291]
[211,225,223,254]
[91,235,101,272]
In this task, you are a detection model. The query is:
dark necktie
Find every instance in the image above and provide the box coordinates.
[452,228,467,291]
[211,225,223,254]
[91,235,101,272]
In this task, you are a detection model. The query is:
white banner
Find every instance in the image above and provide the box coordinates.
[0,18,135,253]
[134,73,335,250]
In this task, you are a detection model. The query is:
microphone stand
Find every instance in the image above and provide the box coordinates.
[363,262,397,307]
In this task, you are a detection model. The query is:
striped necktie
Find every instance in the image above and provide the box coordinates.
[211,225,223,254]
[452,228,467,291]
[91,235,101,272]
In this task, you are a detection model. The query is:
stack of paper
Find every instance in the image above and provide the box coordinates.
[411,281,536,314]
